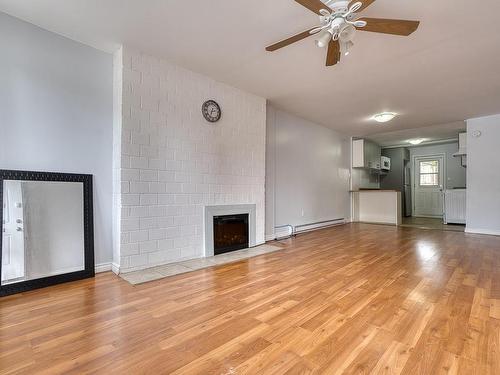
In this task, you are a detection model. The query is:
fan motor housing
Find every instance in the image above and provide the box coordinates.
[328,0,350,13]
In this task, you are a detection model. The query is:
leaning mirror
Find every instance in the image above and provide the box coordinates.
[1,170,94,296]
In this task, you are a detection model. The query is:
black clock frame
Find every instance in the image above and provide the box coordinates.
[202,100,222,123]
[0,169,95,297]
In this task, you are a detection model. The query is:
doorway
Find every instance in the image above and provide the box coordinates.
[413,155,445,218]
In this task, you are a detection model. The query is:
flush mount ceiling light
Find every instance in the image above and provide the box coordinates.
[266,0,420,67]
[372,112,397,123]
[408,139,426,145]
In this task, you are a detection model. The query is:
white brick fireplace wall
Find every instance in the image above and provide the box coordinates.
[113,47,266,273]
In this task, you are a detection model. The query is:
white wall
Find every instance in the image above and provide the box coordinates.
[466,114,500,235]
[409,142,466,189]
[266,106,351,239]
[114,47,266,272]
[0,13,114,267]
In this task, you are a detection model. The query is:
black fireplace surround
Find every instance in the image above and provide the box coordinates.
[213,214,249,255]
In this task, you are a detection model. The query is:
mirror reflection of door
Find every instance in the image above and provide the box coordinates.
[413,155,445,217]
[2,180,85,286]
[2,181,25,284]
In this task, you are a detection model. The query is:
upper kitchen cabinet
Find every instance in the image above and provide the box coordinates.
[352,139,382,170]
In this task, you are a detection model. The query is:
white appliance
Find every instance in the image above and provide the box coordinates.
[381,156,391,171]
[443,189,466,224]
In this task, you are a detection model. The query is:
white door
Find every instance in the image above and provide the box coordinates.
[2,181,25,284]
[413,156,444,218]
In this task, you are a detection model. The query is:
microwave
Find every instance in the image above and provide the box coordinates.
[381,156,391,171]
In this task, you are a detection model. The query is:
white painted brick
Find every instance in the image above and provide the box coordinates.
[129,254,148,267]
[149,206,167,217]
[140,217,157,229]
[122,194,140,206]
[129,206,149,218]
[158,194,175,205]
[149,182,166,193]
[122,169,140,182]
[149,228,167,240]
[130,230,149,243]
[158,171,175,182]
[131,132,150,145]
[166,160,183,171]
[121,218,140,231]
[130,156,149,169]
[159,147,175,160]
[140,145,158,158]
[157,216,175,228]
[158,239,174,251]
[140,170,158,182]
[139,240,158,253]
[166,227,181,239]
[130,181,150,193]
[140,194,158,205]
[166,183,182,194]
[147,249,180,264]
[149,158,166,170]
[115,47,266,273]
[121,243,140,256]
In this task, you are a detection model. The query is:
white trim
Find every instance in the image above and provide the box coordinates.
[204,204,257,257]
[465,228,500,236]
[265,234,276,241]
[111,262,120,275]
[411,153,446,217]
[95,262,112,273]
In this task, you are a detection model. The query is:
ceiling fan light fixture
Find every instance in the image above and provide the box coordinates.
[339,24,356,42]
[315,29,333,48]
[408,138,426,145]
[372,112,397,123]
[342,40,354,56]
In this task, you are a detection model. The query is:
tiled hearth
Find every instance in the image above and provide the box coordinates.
[120,243,282,285]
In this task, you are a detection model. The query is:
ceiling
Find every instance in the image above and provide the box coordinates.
[1,0,500,136]
[366,121,466,148]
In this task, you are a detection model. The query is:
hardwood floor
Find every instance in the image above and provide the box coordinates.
[1,223,500,374]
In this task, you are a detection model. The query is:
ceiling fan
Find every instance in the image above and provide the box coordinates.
[266,0,420,66]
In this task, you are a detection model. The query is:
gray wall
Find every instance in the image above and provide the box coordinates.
[266,106,351,238]
[0,13,113,266]
[409,142,466,189]
[466,115,500,235]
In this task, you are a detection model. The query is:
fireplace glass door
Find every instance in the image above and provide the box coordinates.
[213,214,249,255]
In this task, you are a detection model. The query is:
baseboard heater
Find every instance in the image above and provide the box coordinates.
[294,218,345,235]
[274,218,345,240]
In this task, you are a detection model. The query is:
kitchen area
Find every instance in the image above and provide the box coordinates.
[350,125,468,231]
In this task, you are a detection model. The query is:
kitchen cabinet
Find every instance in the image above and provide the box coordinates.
[352,139,382,170]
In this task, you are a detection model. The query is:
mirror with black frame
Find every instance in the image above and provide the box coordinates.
[1,170,94,296]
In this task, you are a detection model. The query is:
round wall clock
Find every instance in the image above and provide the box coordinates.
[202,100,222,123]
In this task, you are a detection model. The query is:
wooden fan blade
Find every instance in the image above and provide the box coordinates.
[357,0,376,12]
[326,40,340,66]
[358,18,420,36]
[295,0,331,15]
[266,28,316,51]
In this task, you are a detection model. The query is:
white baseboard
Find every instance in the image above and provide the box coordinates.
[265,234,276,241]
[95,262,113,273]
[111,262,120,275]
[465,228,500,236]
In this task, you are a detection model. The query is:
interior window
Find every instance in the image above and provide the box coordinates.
[419,160,439,186]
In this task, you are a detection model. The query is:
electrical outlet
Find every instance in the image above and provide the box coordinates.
[301,209,305,217]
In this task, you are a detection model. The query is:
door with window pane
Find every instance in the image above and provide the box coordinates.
[413,155,444,217]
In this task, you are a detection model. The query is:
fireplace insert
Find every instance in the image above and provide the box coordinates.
[213,214,249,255]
